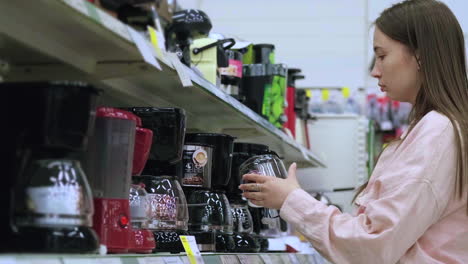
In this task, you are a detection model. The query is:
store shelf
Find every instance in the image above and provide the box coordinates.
[0,253,326,264]
[0,0,324,168]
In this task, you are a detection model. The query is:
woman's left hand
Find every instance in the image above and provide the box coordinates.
[239,162,301,209]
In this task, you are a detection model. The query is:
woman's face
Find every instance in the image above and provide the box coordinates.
[371,27,421,104]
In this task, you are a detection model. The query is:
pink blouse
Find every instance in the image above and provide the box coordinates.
[280,111,468,263]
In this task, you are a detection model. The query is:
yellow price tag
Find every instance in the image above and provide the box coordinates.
[342,86,351,98]
[321,89,330,101]
[305,89,312,98]
[148,26,164,59]
[179,236,204,264]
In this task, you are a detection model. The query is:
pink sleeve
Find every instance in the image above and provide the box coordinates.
[280,183,438,264]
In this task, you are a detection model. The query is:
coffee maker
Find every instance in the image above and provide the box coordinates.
[240,153,288,252]
[183,133,236,252]
[4,81,100,253]
[129,107,189,253]
[165,9,212,66]
[225,143,274,253]
[85,107,152,253]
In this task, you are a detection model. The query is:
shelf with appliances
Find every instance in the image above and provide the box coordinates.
[0,0,324,168]
[0,253,326,264]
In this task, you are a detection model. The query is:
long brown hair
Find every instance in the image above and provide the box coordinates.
[356,0,468,206]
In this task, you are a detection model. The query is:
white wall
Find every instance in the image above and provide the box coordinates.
[178,0,468,91]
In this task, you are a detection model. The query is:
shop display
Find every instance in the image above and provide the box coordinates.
[4,81,100,253]
[1,1,329,260]
[129,107,189,253]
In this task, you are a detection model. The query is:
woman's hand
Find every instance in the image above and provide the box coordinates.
[239,163,301,209]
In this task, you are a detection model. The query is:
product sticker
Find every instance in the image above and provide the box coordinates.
[182,146,211,187]
[179,236,204,264]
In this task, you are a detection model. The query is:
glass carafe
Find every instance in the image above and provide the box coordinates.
[14,159,94,228]
[134,175,189,230]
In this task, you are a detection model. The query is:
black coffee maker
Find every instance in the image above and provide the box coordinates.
[225,143,274,253]
[165,9,212,66]
[4,81,100,253]
[128,107,189,253]
[183,133,236,252]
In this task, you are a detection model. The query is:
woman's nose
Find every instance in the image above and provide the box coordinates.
[371,64,381,78]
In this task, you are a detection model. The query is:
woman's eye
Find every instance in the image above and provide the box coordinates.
[378,55,386,60]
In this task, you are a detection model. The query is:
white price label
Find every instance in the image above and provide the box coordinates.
[63,258,98,264]
[179,235,204,264]
[96,258,122,264]
[167,53,193,87]
[163,257,184,264]
[237,255,261,264]
[127,26,162,71]
[137,257,165,264]
[219,255,240,264]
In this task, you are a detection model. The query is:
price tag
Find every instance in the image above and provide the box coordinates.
[137,257,165,264]
[179,235,204,264]
[163,257,184,264]
[96,258,122,264]
[127,25,162,71]
[321,89,330,101]
[342,86,351,99]
[219,255,240,264]
[63,258,98,264]
[167,53,193,87]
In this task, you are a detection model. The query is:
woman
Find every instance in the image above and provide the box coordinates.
[240,0,468,263]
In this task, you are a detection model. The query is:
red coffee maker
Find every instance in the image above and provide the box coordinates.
[85,107,146,253]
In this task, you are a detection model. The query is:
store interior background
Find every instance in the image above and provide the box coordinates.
[178,0,468,213]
